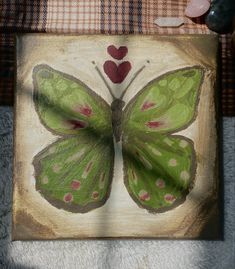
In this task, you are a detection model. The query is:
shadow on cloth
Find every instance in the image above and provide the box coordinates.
[0,107,35,268]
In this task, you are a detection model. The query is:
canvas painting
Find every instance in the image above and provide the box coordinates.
[13,34,220,239]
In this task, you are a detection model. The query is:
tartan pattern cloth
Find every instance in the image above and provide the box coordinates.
[0,0,234,115]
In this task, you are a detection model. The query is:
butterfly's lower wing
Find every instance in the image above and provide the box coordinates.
[122,67,204,212]
[122,133,195,212]
[33,134,114,213]
[33,65,114,212]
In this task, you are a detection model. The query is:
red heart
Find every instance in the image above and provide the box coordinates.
[107,45,128,60]
[103,61,131,84]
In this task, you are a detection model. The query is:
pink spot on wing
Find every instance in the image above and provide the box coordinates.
[141,101,156,111]
[92,191,99,199]
[139,190,150,201]
[145,121,163,129]
[63,193,73,203]
[156,179,165,189]
[164,194,175,203]
[75,104,93,117]
[66,119,87,129]
[71,180,81,190]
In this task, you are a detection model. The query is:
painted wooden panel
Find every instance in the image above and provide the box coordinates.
[13,34,220,239]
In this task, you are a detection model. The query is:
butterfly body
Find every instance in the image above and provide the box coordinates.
[111,98,125,142]
[33,64,204,214]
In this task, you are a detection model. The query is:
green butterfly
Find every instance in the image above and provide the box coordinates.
[32,63,204,213]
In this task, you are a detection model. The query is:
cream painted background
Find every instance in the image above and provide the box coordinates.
[13,35,218,239]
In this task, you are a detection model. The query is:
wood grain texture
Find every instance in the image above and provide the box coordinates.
[12,34,220,240]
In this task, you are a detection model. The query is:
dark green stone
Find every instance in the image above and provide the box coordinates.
[206,0,235,33]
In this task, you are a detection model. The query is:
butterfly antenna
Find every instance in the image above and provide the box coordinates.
[120,60,150,99]
[92,61,116,99]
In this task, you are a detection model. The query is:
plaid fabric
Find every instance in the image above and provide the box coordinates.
[0,0,234,115]
[220,34,235,116]
[0,34,14,105]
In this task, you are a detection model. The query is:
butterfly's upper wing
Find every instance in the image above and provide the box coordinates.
[33,64,112,137]
[33,65,114,212]
[122,67,204,213]
[123,66,203,135]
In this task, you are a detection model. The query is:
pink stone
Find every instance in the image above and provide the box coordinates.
[185,0,210,18]
[65,119,87,130]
